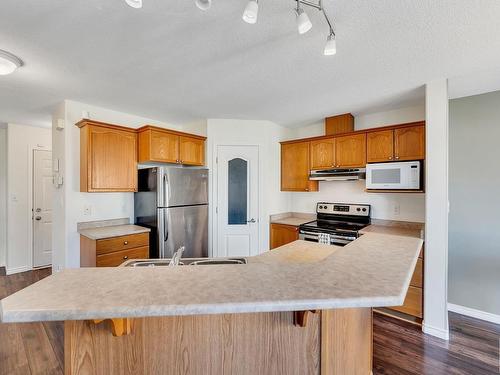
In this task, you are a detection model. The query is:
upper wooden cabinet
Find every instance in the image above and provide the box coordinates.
[77,120,138,192]
[394,125,425,161]
[310,138,335,170]
[281,141,319,192]
[137,126,206,166]
[325,113,354,135]
[335,133,367,168]
[367,130,394,163]
[367,124,425,163]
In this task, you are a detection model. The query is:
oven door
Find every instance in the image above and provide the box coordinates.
[299,230,354,246]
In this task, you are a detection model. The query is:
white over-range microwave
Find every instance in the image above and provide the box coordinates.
[366,161,421,190]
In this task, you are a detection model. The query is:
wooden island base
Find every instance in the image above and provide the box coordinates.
[65,308,372,375]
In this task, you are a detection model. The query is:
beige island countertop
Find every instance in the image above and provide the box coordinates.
[0,233,422,323]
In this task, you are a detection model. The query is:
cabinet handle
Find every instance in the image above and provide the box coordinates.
[123,255,129,260]
[124,241,128,245]
[389,156,393,160]
[305,188,309,191]
[395,156,400,160]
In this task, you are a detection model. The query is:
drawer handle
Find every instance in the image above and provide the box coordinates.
[124,241,128,245]
[123,256,129,260]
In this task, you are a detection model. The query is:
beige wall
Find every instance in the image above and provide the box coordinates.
[6,123,52,274]
[0,127,7,267]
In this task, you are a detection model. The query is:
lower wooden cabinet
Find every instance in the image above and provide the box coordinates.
[81,232,149,267]
[389,250,424,319]
[270,224,299,249]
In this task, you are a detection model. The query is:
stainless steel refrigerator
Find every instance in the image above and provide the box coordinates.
[134,167,208,259]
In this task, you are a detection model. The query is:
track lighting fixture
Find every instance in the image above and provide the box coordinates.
[195,0,212,11]
[242,0,259,24]
[132,0,337,56]
[0,50,23,75]
[125,0,142,9]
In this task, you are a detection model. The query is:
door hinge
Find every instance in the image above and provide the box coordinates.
[216,157,218,164]
[215,206,218,214]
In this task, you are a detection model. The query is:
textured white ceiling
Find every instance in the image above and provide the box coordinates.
[0,0,500,128]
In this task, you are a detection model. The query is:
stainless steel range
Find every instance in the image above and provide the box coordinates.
[299,203,371,246]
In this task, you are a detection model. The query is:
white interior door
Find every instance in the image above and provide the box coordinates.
[33,149,52,268]
[216,145,259,257]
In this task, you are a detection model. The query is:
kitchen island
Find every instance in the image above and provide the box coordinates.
[0,233,423,375]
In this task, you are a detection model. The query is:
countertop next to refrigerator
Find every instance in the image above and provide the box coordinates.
[1,233,423,323]
[78,225,151,240]
[77,218,150,240]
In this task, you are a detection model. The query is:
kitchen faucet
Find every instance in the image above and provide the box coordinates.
[169,246,185,266]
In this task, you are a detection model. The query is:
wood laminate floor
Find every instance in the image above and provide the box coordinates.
[0,269,499,375]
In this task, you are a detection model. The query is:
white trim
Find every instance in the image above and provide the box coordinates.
[448,303,500,325]
[422,322,450,340]
[6,265,30,275]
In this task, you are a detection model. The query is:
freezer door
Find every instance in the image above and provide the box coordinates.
[161,168,208,207]
[158,205,208,259]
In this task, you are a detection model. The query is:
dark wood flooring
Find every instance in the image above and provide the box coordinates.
[0,269,499,375]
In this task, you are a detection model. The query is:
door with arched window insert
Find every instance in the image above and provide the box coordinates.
[216,145,259,257]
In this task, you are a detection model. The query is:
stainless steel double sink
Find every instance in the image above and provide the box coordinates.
[123,258,247,267]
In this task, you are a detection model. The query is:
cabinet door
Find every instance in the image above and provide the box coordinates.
[87,126,137,192]
[179,136,205,166]
[394,125,425,161]
[310,138,335,170]
[335,133,367,168]
[270,224,299,249]
[281,142,318,192]
[367,130,394,163]
[150,130,180,163]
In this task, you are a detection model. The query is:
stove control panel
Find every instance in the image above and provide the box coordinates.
[316,203,371,217]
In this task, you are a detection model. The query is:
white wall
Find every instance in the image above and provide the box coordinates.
[6,123,52,274]
[207,119,291,255]
[423,80,449,340]
[0,127,7,267]
[52,100,192,270]
[448,91,500,316]
[286,105,426,222]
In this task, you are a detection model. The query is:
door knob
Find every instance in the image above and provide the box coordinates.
[35,208,41,212]
[247,218,256,223]
[35,216,42,221]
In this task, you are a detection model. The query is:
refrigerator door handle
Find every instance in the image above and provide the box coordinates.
[164,210,169,243]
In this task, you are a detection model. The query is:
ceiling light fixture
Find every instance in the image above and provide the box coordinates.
[242,0,259,24]
[195,0,212,11]
[0,50,23,75]
[295,3,312,34]
[125,0,142,9]
[324,33,336,56]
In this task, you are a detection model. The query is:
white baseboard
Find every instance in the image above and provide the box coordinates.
[6,265,30,275]
[448,303,500,325]
[422,322,450,340]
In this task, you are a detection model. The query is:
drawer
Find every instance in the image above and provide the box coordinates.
[96,233,149,255]
[390,286,423,318]
[410,258,423,288]
[96,246,149,267]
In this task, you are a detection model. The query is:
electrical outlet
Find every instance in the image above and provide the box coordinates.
[83,205,92,216]
[393,203,401,216]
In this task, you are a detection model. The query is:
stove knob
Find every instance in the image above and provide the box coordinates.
[356,208,361,212]
[362,208,367,212]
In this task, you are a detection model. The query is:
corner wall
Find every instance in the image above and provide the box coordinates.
[52,100,191,270]
[6,123,52,274]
